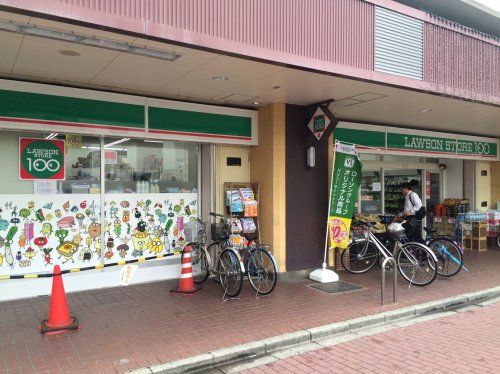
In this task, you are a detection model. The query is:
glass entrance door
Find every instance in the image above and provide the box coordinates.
[360,170,382,214]
[425,171,441,227]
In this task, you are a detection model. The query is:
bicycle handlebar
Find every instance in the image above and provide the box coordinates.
[209,212,224,218]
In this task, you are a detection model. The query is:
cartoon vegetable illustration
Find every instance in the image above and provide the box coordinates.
[88,222,101,241]
[114,219,121,237]
[24,246,36,259]
[42,248,53,266]
[55,228,69,244]
[4,226,18,268]
[165,218,173,234]
[18,234,26,248]
[56,241,78,263]
[147,236,163,254]
[80,201,87,209]
[75,213,85,227]
[41,223,53,237]
[0,220,9,230]
[0,253,3,267]
[185,205,191,215]
[34,236,48,250]
[63,201,70,212]
[173,205,181,213]
[35,209,45,222]
[120,201,130,208]
[19,208,30,220]
[117,244,128,258]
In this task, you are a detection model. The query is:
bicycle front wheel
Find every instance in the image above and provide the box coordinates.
[427,237,463,277]
[341,240,379,274]
[182,243,209,284]
[247,247,278,296]
[217,248,243,298]
[397,242,437,286]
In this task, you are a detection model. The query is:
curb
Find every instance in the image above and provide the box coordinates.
[132,285,500,374]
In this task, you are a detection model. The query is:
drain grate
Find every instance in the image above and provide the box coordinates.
[309,281,362,294]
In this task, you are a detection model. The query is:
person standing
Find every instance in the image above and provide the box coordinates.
[394,182,423,243]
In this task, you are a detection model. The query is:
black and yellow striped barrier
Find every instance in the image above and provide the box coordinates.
[0,252,176,280]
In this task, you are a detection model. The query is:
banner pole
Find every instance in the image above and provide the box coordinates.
[309,141,340,283]
[322,140,337,267]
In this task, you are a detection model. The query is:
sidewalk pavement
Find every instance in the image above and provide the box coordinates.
[1,250,500,373]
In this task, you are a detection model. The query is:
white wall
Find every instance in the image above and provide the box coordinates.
[440,158,464,199]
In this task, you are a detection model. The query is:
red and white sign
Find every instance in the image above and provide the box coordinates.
[307,107,331,140]
[105,150,118,165]
[19,138,65,180]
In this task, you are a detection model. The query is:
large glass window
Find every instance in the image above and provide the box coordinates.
[104,138,198,194]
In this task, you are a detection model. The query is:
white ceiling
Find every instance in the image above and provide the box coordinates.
[0,11,498,137]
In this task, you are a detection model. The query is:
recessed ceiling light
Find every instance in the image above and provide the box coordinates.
[253,101,261,105]
[273,86,281,89]
[419,108,432,112]
[212,76,229,81]
[59,49,80,57]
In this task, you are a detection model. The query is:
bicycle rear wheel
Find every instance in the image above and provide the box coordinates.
[217,248,243,298]
[182,243,209,284]
[427,237,463,277]
[247,247,278,296]
[341,240,379,274]
[397,242,437,286]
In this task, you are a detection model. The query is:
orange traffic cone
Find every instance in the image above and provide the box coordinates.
[170,245,201,295]
[40,265,80,334]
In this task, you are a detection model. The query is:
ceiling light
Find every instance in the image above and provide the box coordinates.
[253,101,261,105]
[130,46,180,61]
[105,138,130,148]
[212,76,229,81]
[0,20,181,62]
[144,140,164,144]
[59,49,81,57]
[45,133,58,139]
[273,86,281,89]
[419,108,432,112]
[80,37,130,51]
[23,25,80,42]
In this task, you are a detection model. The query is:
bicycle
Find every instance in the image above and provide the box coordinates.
[341,221,438,286]
[422,226,463,277]
[183,215,243,298]
[187,213,279,297]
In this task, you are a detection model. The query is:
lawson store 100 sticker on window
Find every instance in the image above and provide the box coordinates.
[19,137,66,180]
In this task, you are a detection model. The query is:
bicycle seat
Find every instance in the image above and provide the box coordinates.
[423,227,436,234]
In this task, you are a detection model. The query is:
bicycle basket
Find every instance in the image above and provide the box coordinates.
[386,222,405,240]
[211,222,230,240]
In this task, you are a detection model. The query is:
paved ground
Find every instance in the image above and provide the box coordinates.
[0,249,499,373]
[237,298,500,374]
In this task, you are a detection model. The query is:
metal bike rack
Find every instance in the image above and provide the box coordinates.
[381,256,397,306]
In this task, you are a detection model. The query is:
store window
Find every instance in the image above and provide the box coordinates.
[103,138,199,263]
[0,131,101,277]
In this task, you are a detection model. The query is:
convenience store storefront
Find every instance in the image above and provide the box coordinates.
[0,79,257,301]
[334,122,499,223]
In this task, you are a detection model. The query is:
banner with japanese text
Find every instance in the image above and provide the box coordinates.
[328,142,362,249]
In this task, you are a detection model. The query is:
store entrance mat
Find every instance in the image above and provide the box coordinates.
[309,281,362,294]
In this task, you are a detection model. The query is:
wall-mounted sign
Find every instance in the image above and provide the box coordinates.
[19,137,65,180]
[307,107,331,140]
[104,150,118,165]
[65,134,83,148]
[335,122,499,160]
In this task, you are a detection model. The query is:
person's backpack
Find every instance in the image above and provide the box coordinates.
[410,192,426,220]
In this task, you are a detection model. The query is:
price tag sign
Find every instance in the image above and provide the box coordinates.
[19,138,65,180]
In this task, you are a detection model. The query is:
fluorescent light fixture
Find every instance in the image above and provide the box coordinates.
[80,37,130,52]
[0,20,20,32]
[105,138,130,148]
[130,46,181,61]
[82,146,126,151]
[419,108,432,112]
[144,140,164,144]
[212,76,229,81]
[45,133,58,140]
[24,25,80,42]
[0,20,181,62]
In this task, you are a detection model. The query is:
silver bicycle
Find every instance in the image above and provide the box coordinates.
[341,221,438,286]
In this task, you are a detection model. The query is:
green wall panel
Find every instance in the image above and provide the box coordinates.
[0,89,144,129]
[334,127,385,148]
[149,107,252,137]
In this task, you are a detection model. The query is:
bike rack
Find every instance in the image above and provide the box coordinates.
[381,256,397,306]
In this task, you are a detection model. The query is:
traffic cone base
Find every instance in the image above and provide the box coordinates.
[39,317,80,334]
[170,285,201,294]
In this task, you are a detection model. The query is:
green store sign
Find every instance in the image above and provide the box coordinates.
[334,124,498,159]
[387,133,497,157]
